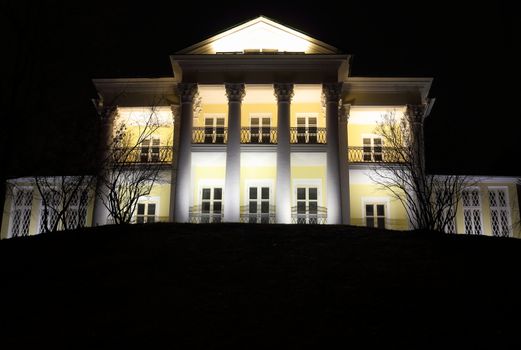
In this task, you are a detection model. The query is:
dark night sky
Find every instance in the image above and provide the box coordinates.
[1,1,520,177]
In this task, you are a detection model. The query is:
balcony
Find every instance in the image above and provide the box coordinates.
[189,205,223,223]
[290,127,326,144]
[192,127,228,144]
[113,146,173,164]
[348,146,405,163]
[291,205,327,224]
[240,127,277,144]
[240,205,276,223]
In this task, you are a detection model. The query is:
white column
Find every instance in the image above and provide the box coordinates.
[92,105,117,226]
[169,104,180,221]
[274,83,294,224]
[323,83,342,224]
[174,83,198,222]
[224,83,245,222]
[339,104,351,224]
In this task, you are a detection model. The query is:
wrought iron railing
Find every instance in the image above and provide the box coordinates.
[189,205,223,223]
[107,216,170,224]
[290,127,327,144]
[291,206,327,224]
[239,205,276,223]
[240,128,277,144]
[113,146,173,164]
[347,146,405,163]
[192,127,228,144]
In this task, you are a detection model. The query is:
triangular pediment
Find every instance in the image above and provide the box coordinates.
[177,16,339,54]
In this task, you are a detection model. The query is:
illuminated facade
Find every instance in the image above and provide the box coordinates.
[1,17,520,238]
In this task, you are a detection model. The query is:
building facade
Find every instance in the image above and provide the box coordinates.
[2,17,520,238]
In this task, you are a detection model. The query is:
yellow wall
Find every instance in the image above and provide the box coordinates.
[123,125,174,146]
[198,102,323,128]
[349,183,409,230]
[348,124,380,147]
[291,166,327,206]
[141,182,171,221]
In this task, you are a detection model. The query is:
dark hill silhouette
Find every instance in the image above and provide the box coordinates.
[1,223,520,348]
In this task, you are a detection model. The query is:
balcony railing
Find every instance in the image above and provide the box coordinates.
[192,127,228,144]
[240,128,277,144]
[348,146,405,163]
[240,205,276,223]
[290,127,326,144]
[189,205,223,223]
[291,206,327,224]
[113,146,173,164]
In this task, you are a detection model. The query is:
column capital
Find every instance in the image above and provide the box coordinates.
[322,83,342,103]
[274,83,294,103]
[225,83,246,103]
[339,103,351,123]
[405,104,427,125]
[178,83,198,104]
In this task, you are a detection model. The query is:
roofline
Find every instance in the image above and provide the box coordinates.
[176,16,340,54]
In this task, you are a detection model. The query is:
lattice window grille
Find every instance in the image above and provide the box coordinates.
[489,188,511,237]
[444,206,456,234]
[463,188,483,235]
[39,190,60,233]
[10,189,33,237]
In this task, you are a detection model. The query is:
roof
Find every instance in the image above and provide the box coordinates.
[176,16,340,55]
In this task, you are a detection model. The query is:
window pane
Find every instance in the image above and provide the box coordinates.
[202,188,211,200]
[205,118,213,126]
[216,118,225,126]
[214,188,222,200]
[297,201,306,214]
[249,201,257,213]
[261,201,269,213]
[366,217,374,227]
[147,216,155,223]
[137,203,145,215]
[297,188,306,200]
[376,204,385,216]
[202,202,210,213]
[377,217,385,228]
[147,204,156,215]
[249,187,257,199]
[262,118,270,126]
[136,216,144,224]
[309,201,317,214]
[363,138,371,146]
[297,118,306,126]
[213,201,222,213]
[251,118,259,125]
[261,187,269,200]
[365,204,374,217]
[309,188,317,200]
[309,117,317,126]
[373,138,382,146]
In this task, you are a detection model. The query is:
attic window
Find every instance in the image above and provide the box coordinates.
[243,48,279,54]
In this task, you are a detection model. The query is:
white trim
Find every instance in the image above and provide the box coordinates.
[244,179,274,205]
[135,196,161,223]
[292,179,323,207]
[361,196,391,221]
[196,179,225,207]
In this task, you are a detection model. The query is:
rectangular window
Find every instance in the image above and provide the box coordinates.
[462,188,483,235]
[365,203,386,228]
[247,186,271,223]
[39,189,60,233]
[140,136,160,162]
[10,189,33,237]
[488,188,511,237]
[65,189,89,229]
[250,116,272,143]
[363,137,383,162]
[136,202,157,224]
[204,117,225,144]
[296,116,318,143]
[201,187,223,223]
[295,187,320,224]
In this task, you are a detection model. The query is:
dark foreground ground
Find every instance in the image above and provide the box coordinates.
[1,223,521,348]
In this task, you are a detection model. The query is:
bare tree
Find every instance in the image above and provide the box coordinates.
[34,175,94,233]
[96,101,172,224]
[369,109,468,232]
